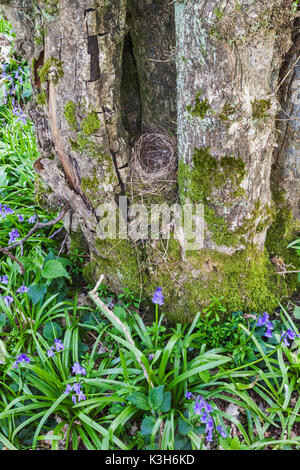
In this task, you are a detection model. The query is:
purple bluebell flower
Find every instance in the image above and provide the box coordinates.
[3,205,14,215]
[8,228,20,245]
[77,390,86,402]
[47,348,55,358]
[257,312,269,327]
[72,362,86,376]
[0,275,9,285]
[17,284,28,294]
[12,106,27,124]
[28,215,36,224]
[216,425,227,439]
[281,329,300,347]
[64,384,73,394]
[148,353,154,361]
[185,391,193,399]
[18,214,24,222]
[152,287,164,306]
[71,395,77,405]
[3,295,14,307]
[54,339,64,352]
[13,353,31,369]
[73,382,81,394]
[193,395,216,442]
[264,320,274,339]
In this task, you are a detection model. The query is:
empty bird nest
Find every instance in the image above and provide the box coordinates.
[130,127,177,186]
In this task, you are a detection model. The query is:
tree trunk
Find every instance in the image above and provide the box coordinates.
[1,0,299,320]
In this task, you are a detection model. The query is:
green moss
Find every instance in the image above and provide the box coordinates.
[145,241,284,323]
[219,103,236,122]
[266,185,299,292]
[64,101,78,130]
[252,99,271,120]
[179,147,246,204]
[42,0,60,16]
[81,169,99,206]
[83,239,142,295]
[36,91,47,106]
[186,90,210,119]
[81,112,100,136]
[38,56,64,85]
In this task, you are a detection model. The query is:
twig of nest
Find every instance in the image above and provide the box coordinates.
[130,127,177,186]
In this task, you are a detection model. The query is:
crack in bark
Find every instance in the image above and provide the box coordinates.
[87,35,100,82]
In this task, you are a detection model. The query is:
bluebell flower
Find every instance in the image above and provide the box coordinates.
[77,390,86,402]
[64,384,73,394]
[73,382,81,394]
[264,320,274,339]
[72,362,86,376]
[193,395,216,442]
[17,284,28,294]
[281,329,300,347]
[71,394,77,405]
[152,287,164,306]
[0,275,9,285]
[185,391,193,399]
[54,339,64,351]
[148,353,154,361]
[13,353,31,369]
[8,228,20,245]
[47,348,55,358]
[28,215,36,224]
[257,312,269,327]
[216,425,227,439]
[3,295,14,306]
[18,214,24,222]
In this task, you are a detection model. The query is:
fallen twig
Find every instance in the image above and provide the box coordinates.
[89,275,153,387]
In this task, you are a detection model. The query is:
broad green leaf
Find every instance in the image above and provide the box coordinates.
[160,391,171,413]
[141,416,155,436]
[27,284,47,305]
[127,392,150,411]
[43,321,63,341]
[42,259,70,280]
[149,385,165,410]
[178,418,193,435]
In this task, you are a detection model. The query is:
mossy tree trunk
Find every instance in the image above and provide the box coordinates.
[1,0,299,320]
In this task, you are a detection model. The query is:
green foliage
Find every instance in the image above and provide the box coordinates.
[186,90,210,119]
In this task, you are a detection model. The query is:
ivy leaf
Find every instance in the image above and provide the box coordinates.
[43,321,62,341]
[27,284,47,305]
[42,259,70,280]
[148,385,164,410]
[127,392,150,411]
[140,416,155,436]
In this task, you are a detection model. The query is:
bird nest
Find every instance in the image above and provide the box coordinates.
[130,128,177,187]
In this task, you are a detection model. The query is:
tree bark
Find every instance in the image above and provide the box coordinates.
[1,0,299,320]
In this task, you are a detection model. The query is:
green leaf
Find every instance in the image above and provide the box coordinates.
[42,259,70,280]
[178,418,193,435]
[0,313,6,328]
[127,392,150,411]
[148,385,165,410]
[199,369,210,383]
[141,416,155,436]
[160,391,171,412]
[43,321,62,341]
[0,339,8,364]
[113,305,127,321]
[293,306,300,320]
[27,284,47,305]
